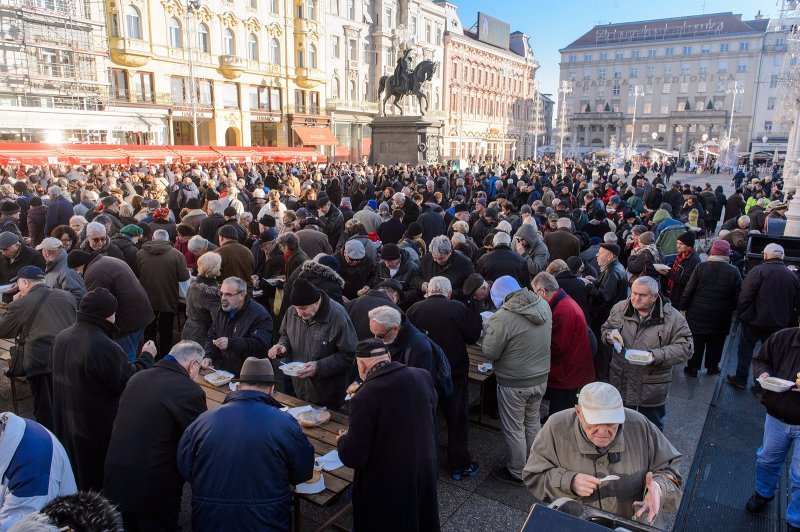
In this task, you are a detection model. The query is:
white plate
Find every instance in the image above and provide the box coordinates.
[204,370,234,387]
[279,362,306,376]
[477,362,493,373]
[654,264,671,273]
[757,376,795,393]
[625,349,653,366]
[0,284,14,293]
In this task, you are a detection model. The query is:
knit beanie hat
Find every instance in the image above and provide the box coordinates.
[407,222,423,238]
[66,249,95,269]
[710,239,731,256]
[677,231,696,247]
[316,254,340,272]
[290,278,321,306]
[120,224,143,237]
[79,287,118,318]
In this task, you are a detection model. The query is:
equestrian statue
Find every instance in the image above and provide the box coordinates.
[378,48,439,117]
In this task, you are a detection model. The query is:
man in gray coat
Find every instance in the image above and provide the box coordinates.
[269,278,357,410]
[38,237,85,303]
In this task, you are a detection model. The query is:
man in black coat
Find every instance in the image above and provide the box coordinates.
[416,203,446,246]
[415,235,475,302]
[317,196,344,248]
[475,232,529,287]
[104,340,207,532]
[345,284,401,340]
[663,183,684,216]
[408,277,482,479]
[555,259,592,324]
[377,209,405,245]
[338,339,439,531]
[0,231,46,285]
[198,200,226,245]
[375,244,421,309]
[51,288,155,492]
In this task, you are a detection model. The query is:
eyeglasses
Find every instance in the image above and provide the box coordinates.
[373,326,398,340]
[220,291,243,298]
[89,237,104,243]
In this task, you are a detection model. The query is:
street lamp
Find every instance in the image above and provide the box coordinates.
[186,0,202,146]
[629,84,644,157]
[726,80,745,142]
[558,80,573,163]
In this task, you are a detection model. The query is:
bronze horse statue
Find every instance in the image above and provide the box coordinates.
[378,60,438,117]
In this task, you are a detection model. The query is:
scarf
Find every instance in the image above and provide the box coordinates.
[669,247,693,292]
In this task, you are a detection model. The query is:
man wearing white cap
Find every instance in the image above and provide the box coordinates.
[523,382,683,526]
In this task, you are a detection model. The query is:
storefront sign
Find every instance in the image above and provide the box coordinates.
[172,111,214,119]
[251,114,281,122]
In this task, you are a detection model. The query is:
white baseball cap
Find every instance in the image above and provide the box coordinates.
[578,382,625,425]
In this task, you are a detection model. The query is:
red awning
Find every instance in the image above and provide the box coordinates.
[258,147,326,163]
[60,144,129,165]
[119,145,178,164]
[168,146,223,163]
[0,143,68,165]
[214,146,262,163]
[293,126,338,146]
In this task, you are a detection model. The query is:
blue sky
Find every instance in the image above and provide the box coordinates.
[451,0,780,97]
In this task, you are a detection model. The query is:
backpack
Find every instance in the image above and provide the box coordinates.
[403,334,453,399]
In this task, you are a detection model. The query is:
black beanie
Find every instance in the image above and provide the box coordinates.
[677,231,696,247]
[67,249,95,269]
[290,278,321,306]
[381,243,401,261]
[407,222,423,238]
[79,287,118,318]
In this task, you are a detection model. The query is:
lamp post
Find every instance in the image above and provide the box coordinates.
[186,0,201,146]
[532,85,543,160]
[557,80,572,163]
[628,84,644,160]
[726,80,745,142]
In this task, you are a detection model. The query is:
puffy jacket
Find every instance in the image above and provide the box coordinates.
[44,249,85,302]
[602,296,693,407]
[680,257,742,335]
[482,288,552,388]
[204,297,272,376]
[738,259,800,332]
[514,223,549,278]
[178,391,314,532]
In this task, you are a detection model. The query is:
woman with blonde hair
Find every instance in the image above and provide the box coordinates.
[181,252,221,345]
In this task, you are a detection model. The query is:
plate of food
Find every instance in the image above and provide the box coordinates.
[296,408,331,428]
[279,361,306,376]
[204,370,234,387]
[757,376,795,393]
[625,349,653,366]
[653,264,671,274]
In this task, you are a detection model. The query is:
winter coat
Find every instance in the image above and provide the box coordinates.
[0,414,76,531]
[627,246,662,280]
[44,249,85,302]
[176,182,200,209]
[476,244,529,287]
[353,208,383,234]
[284,260,345,310]
[199,214,226,245]
[547,289,594,390]
[136,240,190,313]
[407,294,482,380]
[295,228,333,258]
[216,240,254,290]
[149,220,178,242]
[416,250,475,301]
[204,297,272,377]
[345,289,401,340]
[44,195,74,237]
[383,317,436,380]
[377,218,405,245]
[178,391,315,532]
[334,250,377,300]
[482,288,552,388]
[79,237,126,262]
[544,228,580,263]
[278,292,357,409]
[417,211,445,246]
[174,237,197,271]
[50,312,155,491]
[26,205,46,247]
[602,296,693,407]
[753,328,800,425]
[0,244,46,285]
[375,247,422,309]
[182,276,220,345]
[470,217,495,245]
[338,362,439,532]
[523,408,682,524]
[81,255,154,335]
[284,247,309,279]
[586,260,628,330]
[738,258,800,333]
[725,194,746,222]
[0,284,76,377]
[665,251,701,308]
[514,223,549,278]
[400,199,420,225]
[680,258,742,336]
[104,359,206,517]
[110,235,139,275]
[319,205,344,248]
[554,270,591,324]
[181,209,208,233]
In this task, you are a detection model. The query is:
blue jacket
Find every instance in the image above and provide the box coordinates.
[44,195,74,237]
[178,390,315,532]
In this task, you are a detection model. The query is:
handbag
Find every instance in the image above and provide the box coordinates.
[6,290,52,378]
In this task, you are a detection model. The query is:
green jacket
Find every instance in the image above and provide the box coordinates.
[482,288,552,388]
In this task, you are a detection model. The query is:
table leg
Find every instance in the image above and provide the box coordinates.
[313,502,352,532]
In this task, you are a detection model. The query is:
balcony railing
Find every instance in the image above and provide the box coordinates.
[574,111,624,120]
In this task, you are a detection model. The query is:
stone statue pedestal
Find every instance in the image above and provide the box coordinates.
[369,116,442,166]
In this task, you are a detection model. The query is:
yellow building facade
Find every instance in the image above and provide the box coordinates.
[105,0,333,149]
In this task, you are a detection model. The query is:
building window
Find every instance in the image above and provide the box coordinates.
[683,46,691,55]
[568,54,577,63]
[111,69,128,99]
[435,24,442,45]
[330,0,338,15]
[719,43,729,52]
[770,74,778,88]
[599,52,608,60]
[681,63,690,75]
[718,61,727,73]
[270,0,278,13]
[715,80,725,92]
[660,103,669,114]
[631,50,639,59]
[426,22,432,43]
[270,38,280,64]
[248,0,256,8]
[170,76,185,104]
[331,36,339,58]
[648,49,656,57]
[699,63,708,74]
[613,68,621,79]
[308,44,317,68]
[612,84,620,96]
[222,83,238,108]
[630,67,637,77]
[598,68,605,79]
[698,81,706,93]
[663,65,672,75]
[349,39,357,60]
[662,82,670,94]
[132,71,153,102]
[168,18,182,48]
[306,0,315,19]
[384,7,391,27]
[411,16,417,37]
[584,54,592,61]
[331,76,339,98]
[296,49,304,67]
[247,34,258,60]
[768,97,776,110]
[737,61,747,73]
[646,65,655,76]
[223,29,235,55]
[270,87,281,110]
[347,0,354,19]
[249,86,279,110]
[740,42,749,51]
[643,102,652,114]
[198,23,210,53]
[679,82,688,93]
[701,44,710,54]
[125,6,141,39]
[198,80,212,105]
[664,47,673,56]
[309,91,320,113]
[765,121,773,131]
[614,51,623,59]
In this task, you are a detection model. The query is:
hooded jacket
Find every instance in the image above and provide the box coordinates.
[182,276,220,346]
[514,223,549,277]
[135,239,190,313]
[110,234,139,274]
[283,259,345,308]
[482,288,552,388]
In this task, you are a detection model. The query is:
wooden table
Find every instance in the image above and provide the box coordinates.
[195,373,353,530]
[467,344,495,425]
[0,337,30,413]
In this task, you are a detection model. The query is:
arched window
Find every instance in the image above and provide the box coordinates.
[363,80,369,101]
[124,5,141,39]
[247,33,258,60]
[296,49,304,68]
[308,44,317,69]
[197,23,210,53]
[306,0,315,19]
[349,79,356,99]
[223,28,235,55]
[270,38,281,64]
[168,17,182,48]
[331,77,340,98]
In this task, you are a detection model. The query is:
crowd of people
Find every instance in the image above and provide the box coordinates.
[0,155,795,531]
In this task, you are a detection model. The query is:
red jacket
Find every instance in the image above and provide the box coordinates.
[547,289,594,390]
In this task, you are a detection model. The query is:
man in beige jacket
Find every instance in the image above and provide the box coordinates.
[523,382,683,526]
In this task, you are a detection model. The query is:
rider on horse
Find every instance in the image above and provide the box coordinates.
[392,48,415,94]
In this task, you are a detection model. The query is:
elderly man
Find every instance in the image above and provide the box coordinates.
[337,339,439,532]
[216,224,254,291]
[392,191,420,225]
[345,281,401,340]
[44,185,74,237]
[36,237,84,302]
[295,218,333,258]
[137,229,190,357]
[269,279,356,409]
[276,232,309,279]
[416,235,475,301]
[532,272,594,417]
[316,195,345,248]
[179,357,314,531]
[0,266,76,430]
[544,218,581,263]
[523,382,683,527]
[375,243,421,309]
[476,231,529,287]
[601,276,693,430]
[728,243,800,390]
[482,275,552,486]
[721,215,751,254]
[105,341,207,532]
[0,231,46,286]
[199,200,226,245]
[368,304,435,378]
[334,239,377,300]
[585,243,628,381]
[462,272,495,313]
[203,277,271,377]
[408,277,483,480]
[80,222,125,260]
